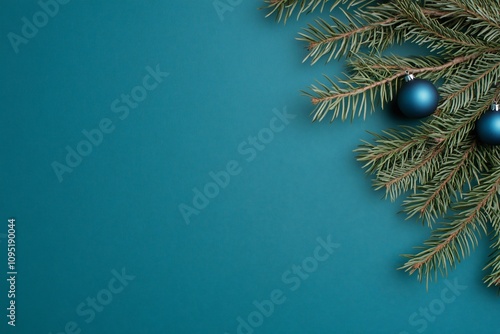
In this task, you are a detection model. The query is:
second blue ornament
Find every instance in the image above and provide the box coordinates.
[397,72,439,118]
[476,103,500,145]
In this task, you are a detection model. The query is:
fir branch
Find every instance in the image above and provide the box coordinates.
[484,234,500,288]
[401,165,500,285]
[263,0,328,23]
[364,88,500,202]
[309,52,485,122]
[439,53,500,113]
[397,0,498,55]
[356,128,429,174]
[298,12,399,64]
[403,140,481,226]
[263,0,375,23]
[377,141,444,200]
[309,70,400,121]
[299,6,454,64]
[428,0,500,36]
[428,86,500,145]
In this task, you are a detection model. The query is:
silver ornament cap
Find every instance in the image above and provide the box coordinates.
[404,71,415,82]
[491,102,500,111]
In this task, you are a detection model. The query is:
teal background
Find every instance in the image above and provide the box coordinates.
[1,1,500,333]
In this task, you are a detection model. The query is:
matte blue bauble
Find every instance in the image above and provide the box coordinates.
[397,77,439,118]
[476,105,500,145]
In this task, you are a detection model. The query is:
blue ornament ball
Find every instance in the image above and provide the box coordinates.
[397,77,439,118]
[476,107,500,145]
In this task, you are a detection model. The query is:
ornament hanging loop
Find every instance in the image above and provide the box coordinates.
[491,101,500,111]
[477,99,500,145]
[404,70,415,82]
[495,81,500,103]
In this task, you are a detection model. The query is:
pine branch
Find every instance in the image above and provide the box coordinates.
[376,140,445,200]
[397,0,498,55]
[427,0,500,41]
[263,0,329,23]
[356,127,430,175]
[308,52,486,122]
[440,53,500,113]
[484,234,500,288]
[298,11,399,64]
[263,0,375,23]
[401,165,500,286]
[298,5,454,64]
[360,87,500,202]
[402,140,481,226]
[427,86,500,145]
